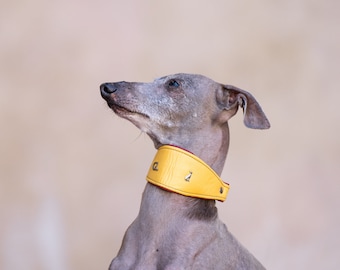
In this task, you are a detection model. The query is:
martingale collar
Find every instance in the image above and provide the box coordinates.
[146,145,230,202]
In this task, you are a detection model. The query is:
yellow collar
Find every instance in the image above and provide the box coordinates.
[146,145,230,202]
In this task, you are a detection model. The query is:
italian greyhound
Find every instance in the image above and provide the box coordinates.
[100,73,270,270]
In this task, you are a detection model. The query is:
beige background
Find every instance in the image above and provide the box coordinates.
[1,0,339,269]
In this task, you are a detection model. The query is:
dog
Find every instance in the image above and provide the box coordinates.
[100,73,270,269]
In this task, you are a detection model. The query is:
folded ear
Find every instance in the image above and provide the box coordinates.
[217,84,270,129]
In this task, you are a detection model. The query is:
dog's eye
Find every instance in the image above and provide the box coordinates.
[168,79,180,88]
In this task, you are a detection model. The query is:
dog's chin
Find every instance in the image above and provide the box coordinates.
[108,102,149,119]
[107,102,144,118]
[110,103,132,116]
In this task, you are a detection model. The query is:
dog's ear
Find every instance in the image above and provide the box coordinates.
[217,84,270,129]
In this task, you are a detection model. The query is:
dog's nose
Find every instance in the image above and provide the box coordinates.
[100,83,117,95]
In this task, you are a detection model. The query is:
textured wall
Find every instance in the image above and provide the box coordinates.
[1,0,339,269]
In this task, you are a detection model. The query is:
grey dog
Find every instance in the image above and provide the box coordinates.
[100,73,270,270]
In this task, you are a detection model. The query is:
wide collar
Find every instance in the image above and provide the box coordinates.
[146,145,230,202]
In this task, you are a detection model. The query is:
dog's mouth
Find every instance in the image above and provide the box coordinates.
[108,102,149,119]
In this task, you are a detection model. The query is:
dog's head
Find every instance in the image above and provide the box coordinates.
[100,73,270,149]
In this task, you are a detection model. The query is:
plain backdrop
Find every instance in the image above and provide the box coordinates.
[1,0,339,269]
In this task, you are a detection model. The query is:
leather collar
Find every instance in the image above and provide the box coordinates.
[146,145,230,201]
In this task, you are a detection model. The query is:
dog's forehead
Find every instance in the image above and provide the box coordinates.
[154,73,215,86]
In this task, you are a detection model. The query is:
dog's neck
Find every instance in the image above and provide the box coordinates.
[190,130,229,176]
[136,122,231,224]
[154,123,230,176]
[140,182,218,223]
[138,125,230,222]
[177,123,230,176]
